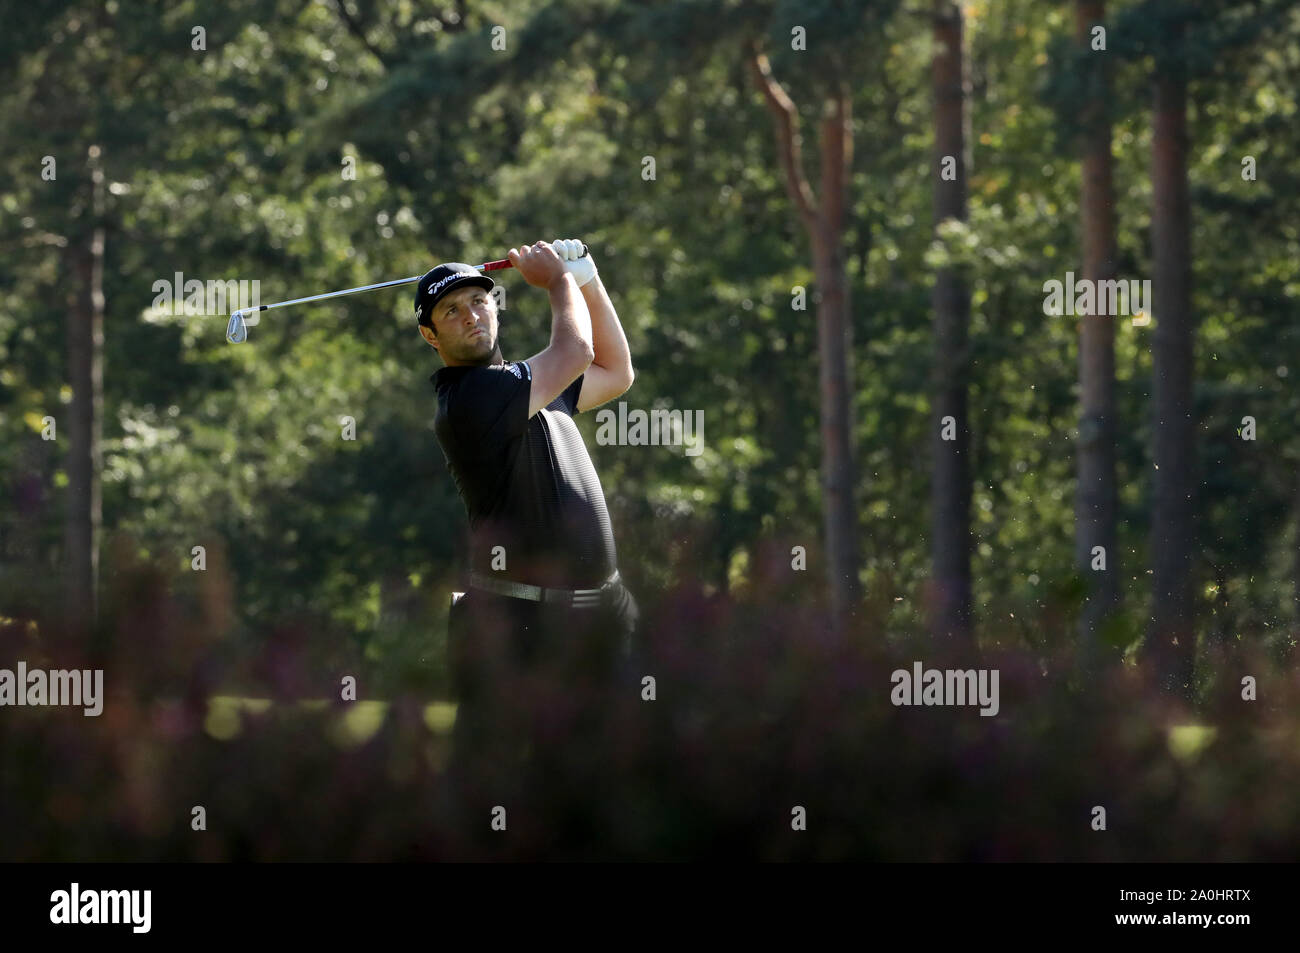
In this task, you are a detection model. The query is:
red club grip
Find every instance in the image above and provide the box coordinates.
[480,242,589,272]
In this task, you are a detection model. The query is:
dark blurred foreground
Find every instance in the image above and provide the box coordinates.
[1,543,1298,863]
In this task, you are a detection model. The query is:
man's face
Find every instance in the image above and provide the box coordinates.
[421,284,499,365]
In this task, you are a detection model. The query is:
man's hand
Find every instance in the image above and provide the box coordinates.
[508,242,568,290]
[552,238,597,287]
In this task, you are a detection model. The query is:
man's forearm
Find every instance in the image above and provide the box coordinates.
[581,275,632,376]
[548,273,594,355]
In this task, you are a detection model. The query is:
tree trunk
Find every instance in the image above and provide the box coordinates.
[62,145,105,630]
[1143,36,1197,697]
[811,224,862,624]
[1074,0,1120,668]
[1293,475,1300,664]
[747,52,862,630]
[929,0,973,644]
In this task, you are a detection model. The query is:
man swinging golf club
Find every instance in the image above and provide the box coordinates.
[417,238,637,853]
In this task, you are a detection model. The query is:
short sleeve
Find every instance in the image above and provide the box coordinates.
[558,373,585,416]
[447,362,532,447]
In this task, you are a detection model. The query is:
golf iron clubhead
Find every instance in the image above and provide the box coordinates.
[226,310,248,344]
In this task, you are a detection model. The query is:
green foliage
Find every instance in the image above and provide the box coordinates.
[0,0,1298,679]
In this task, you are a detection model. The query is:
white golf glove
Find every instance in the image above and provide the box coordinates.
[552,238,597,287]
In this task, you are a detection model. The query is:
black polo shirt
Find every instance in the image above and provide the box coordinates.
[431,360,617,589]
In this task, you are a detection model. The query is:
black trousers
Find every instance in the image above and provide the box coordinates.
[444,578,639,854]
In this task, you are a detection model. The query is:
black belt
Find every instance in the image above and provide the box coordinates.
[467,569,621,609]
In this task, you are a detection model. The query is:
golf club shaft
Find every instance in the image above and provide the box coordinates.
[238,257,513,320]
[225,242,587,343]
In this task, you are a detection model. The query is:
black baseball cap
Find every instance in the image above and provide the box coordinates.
[414,263,495,331]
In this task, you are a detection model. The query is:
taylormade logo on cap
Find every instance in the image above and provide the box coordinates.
[428,271,467,297]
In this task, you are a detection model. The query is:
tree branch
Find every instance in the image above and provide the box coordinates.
[332,0,390,67]
[746,41,819,234]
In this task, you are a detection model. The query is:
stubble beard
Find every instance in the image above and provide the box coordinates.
[463,329,499,366]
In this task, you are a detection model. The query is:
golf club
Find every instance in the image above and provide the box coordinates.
[225,242,588,344]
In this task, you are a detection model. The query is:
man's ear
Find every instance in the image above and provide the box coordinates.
[419,324,438,349]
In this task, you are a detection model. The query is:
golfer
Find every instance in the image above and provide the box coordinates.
[417,239,637,850]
